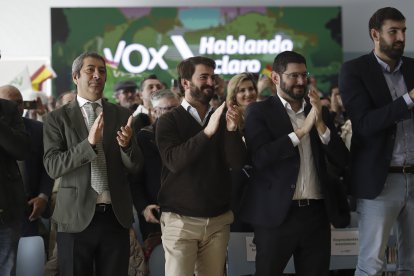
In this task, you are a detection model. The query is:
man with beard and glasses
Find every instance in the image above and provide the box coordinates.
[155,56,247,276]
[239,51,349,276]
[339,7,414,276]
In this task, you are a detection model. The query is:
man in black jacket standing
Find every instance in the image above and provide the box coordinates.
[0,96,30,275]
[240,51,349,276]
[340,7,414,275]
[0,85,54,237]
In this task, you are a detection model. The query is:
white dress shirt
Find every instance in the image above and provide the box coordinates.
[277,93,330,200]
[181,98,213,126]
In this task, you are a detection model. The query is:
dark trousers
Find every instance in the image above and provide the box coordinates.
[253,201,330,276]
[57,206,129,276]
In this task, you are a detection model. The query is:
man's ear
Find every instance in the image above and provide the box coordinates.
[271,71,280,87]
[72,74,78,86]
[181,78,190,90]
[371,28,380,42]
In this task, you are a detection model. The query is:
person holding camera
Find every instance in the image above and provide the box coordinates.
[0,86,30,275]
[0,85,54,237]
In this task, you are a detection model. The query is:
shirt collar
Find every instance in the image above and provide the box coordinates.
[181,98,192,111]
[276,93,306,113]
[77,95,103,107]
[181,98,213,114]
[374,52,403,73]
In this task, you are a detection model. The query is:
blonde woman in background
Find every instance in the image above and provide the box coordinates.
[226,72,258,232]
[226,73,258,132]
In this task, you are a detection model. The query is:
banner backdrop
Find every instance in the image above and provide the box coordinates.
[51,7,342,101]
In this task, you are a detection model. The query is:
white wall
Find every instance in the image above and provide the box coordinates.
[0,0,413,88]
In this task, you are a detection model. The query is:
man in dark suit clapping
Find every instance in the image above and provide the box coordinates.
[240,51,349,276]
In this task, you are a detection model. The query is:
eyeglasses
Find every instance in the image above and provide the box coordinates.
[282,72,310,80]
[155,105,178,113]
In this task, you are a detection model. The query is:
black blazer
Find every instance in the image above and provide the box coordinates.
[22,118,53,200]
[239,96,349,228]
[339,52,414,199]
[0,99,30,223]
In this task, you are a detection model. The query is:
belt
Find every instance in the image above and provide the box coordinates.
[389,166,414,174]
[291,199,323,207]
[95,204,111,213]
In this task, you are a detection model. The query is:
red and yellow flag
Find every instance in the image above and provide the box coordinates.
[31,65,56,91]
[260,64,272,78]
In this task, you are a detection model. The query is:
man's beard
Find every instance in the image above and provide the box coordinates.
[379,36,404,60]
[279,78,306,100]
[189,82,215,105]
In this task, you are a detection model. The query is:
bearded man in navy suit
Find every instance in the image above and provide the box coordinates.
[240,51,349,276]
[340,7,414,276]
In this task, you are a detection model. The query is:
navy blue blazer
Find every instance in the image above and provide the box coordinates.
[239,96,349,228]
[339,52,414,199]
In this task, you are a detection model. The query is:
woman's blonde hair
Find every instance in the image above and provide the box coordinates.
[226,73,258,107]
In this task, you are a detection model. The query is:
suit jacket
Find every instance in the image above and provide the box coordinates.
[22,118,53,201]
[339,52,414,199]
[43,99,143,233]
[0,99,30,224]
[239,96,350,228]
[20,118,54,236]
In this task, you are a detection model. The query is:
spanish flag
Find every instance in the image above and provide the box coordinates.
[261,64,273,78]
[31,65,56,91]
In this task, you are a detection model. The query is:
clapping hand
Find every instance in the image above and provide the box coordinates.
[295,107,316,139]
[204,102,225,138]
[226,103,241,132]
[117,115,133,148]
[308,89,327,134]
[88,112,104,146]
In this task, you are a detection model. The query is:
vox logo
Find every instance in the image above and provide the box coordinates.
[103,41,168,73]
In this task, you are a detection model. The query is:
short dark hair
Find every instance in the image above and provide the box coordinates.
[369,7,405,40]
[72,52,106,78]
[140,74,159,91]
[272,51,306,74]
[177,56,216,93]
